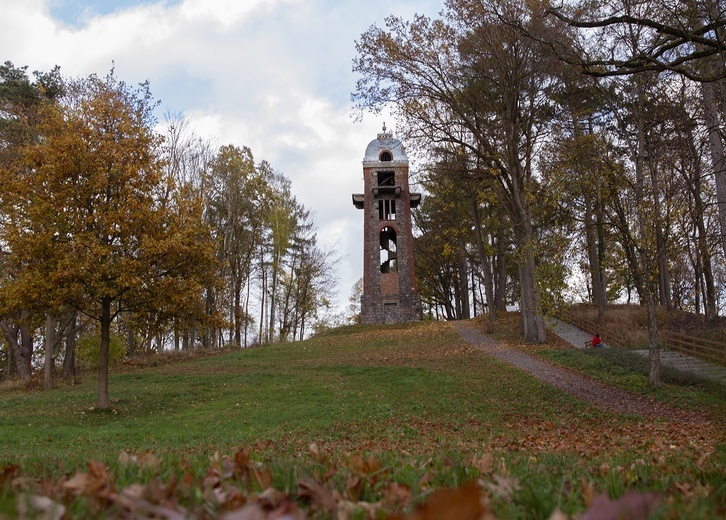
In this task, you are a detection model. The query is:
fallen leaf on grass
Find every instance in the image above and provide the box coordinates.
[337,499,381,519]
[17,494,66,520]
[257,487,287,511]
[392,484,492,520]
[0,464,20,486]
[471,453,494,475]
[673,480,710,498]
[484,475,520,501]
[309,442,320,459]
[251,465,273,490]
[348,453,384,480]
[221,488,305,520]
[110,484,188,520]
[298,477,338,513]
[220,504,266,520]
[548,508,569,520]
[578,491,660,520]
[580,478,597,508]
[346,475,363,502]
[381,481,412,513]
[118,450,161,470]
[62,460,112,496]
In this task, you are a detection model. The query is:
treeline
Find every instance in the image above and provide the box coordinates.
[0,63,336,406]
[353,0,726,385]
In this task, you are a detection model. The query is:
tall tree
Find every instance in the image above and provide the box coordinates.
[0,71,216,407]
[208,145,269,347]
[547,0,726,266]
[0,62,63,380]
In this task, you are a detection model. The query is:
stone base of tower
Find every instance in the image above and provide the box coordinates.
[361,292,422,324]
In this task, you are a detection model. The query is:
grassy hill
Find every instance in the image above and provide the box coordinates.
[1,317,724,518]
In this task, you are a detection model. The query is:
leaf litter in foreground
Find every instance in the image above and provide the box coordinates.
[0,451,683,519]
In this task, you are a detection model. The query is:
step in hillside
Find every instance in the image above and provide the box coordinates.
[632,349,726,385]
[545,317,605,349]
[546,316,726,385]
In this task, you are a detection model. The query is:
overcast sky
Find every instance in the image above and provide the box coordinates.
[1,0,443,314]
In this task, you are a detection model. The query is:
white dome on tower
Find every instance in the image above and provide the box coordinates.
[363,123,408,162]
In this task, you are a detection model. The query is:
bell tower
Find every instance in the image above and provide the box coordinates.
[353,125,422,324]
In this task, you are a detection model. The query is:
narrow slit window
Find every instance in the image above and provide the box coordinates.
[378,199,396,220]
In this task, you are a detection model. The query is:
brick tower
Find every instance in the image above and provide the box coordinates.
[353,124,421,324]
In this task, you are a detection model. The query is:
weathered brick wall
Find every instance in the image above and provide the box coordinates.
[381,273,398,295]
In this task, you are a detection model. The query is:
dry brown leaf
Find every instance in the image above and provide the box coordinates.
[251,465,273,490]
[471,454,494,475]
[381,481,412,513]
[408,484,488,520]
[346,475,363,502]
[548,508,569,520]
[62,473,92,495]
[580,478,597,508]
[309,442,320,458]
[220,503,267,520]
[16,494,66,520]
[0,464,20,486]
[298,477,338,512]
[118,451,135,466]
[203,467,222,489]
[87,460,109,482]
[337,499,381,520]
[484,475,521,501]
[235,449,251,473]
[257,487,287,511]
[578,491,660,520]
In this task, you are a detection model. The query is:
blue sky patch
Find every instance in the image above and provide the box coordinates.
[48,0,182,28]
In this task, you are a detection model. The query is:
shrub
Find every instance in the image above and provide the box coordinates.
[76,333,126,370]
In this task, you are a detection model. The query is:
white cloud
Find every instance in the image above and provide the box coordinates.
[178,0,295,28]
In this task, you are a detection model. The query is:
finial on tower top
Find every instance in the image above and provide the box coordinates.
[382,122,387,132]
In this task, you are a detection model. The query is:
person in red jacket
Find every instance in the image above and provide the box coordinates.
[592,333,603,348]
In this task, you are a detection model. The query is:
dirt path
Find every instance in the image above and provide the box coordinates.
[452,321,709,424]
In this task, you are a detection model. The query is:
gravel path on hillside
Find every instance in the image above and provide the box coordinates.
[452,321,708,423]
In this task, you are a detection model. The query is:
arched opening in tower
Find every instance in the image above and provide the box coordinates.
[379,226,397,273]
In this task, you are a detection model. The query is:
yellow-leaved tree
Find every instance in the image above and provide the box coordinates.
[0,71,217,408]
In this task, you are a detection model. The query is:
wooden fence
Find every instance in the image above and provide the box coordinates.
[563,312,726,367]
[661,331,726,367]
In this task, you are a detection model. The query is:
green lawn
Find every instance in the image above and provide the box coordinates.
[1,319,724,518]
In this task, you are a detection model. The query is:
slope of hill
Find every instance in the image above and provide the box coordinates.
[0,318,724,518]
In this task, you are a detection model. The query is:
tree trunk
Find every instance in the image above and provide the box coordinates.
[494,223,507,312]
[204,286,214,349]
[97,297,112,410]
[62,311,77,381]
[234,278,242,347]
[634,86,661,386]
[702,81,726,260]
[458,251,470,320]
[645,289,661,387]
[44,314,57,389]
[0,319,32,380]
[584,190,606,327]
[182,328,189,350]
[517,245,546,343]
[174,320,180,351]
[470,196,495,321]
[684,121,717,318]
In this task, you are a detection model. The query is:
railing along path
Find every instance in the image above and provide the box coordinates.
[563,313,726,368]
